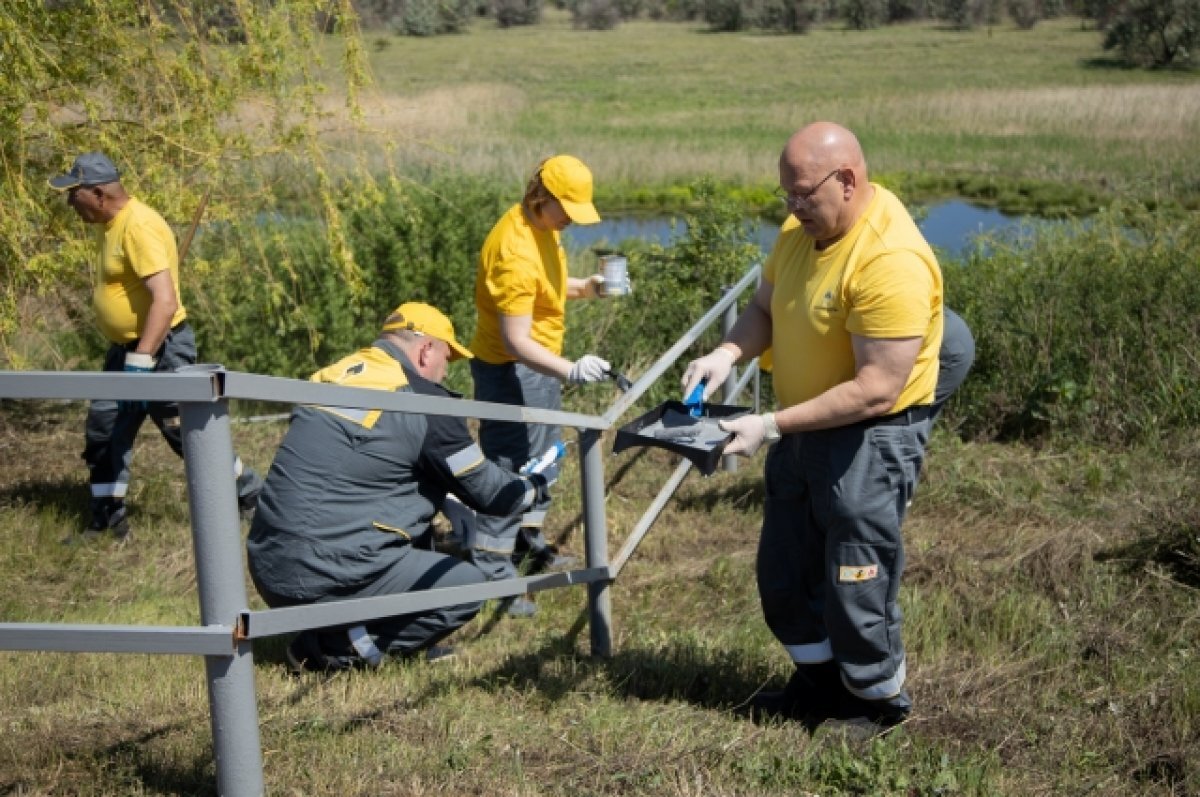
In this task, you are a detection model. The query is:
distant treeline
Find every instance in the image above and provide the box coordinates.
[328,0,1198,68]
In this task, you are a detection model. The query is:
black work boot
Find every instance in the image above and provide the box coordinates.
[69,498,131,544]
[750,660,842,722]
[826,687,913,735]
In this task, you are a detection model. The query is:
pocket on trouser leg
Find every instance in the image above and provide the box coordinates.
[826,541,905,700]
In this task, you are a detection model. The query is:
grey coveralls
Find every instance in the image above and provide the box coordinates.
[247,340,547,663]
[758,412,932,710]
[83,322,261,512]
[467,358,561,581]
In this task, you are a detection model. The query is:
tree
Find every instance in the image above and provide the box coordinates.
[1101,0,1200,66]
[0,0,375,367]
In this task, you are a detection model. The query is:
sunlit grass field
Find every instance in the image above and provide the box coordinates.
[1,404,1197,794]
[3,12,1200,796]
[317,13,1200,203]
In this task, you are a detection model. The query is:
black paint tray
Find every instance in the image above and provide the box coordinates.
[612,400,751,476]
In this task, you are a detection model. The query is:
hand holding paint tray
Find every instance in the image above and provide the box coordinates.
[611,397,750,476]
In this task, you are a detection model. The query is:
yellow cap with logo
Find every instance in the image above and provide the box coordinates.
[382,302,473,361]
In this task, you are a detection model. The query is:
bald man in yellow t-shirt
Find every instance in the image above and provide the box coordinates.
[682,123,943,731]
[50,152,262,542]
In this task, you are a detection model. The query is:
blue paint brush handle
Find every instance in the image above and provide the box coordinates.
[684,379,707,417]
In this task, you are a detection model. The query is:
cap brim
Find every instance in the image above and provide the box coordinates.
[561,199,600,225]
[48,175,80,191]
[447,340,474,361]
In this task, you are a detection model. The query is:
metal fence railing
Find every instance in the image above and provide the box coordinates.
[0,264,761,796]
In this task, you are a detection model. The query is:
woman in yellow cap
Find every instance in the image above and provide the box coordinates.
[466,155,611,615]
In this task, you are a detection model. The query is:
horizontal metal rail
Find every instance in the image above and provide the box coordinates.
[0,623,236,655]
[0,370,220,401]
[222,371,608,431]
[603,264,760,426]
[0,261,764,797]
[241,566,611,639]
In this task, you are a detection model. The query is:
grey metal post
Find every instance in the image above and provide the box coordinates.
[578,429,612,657]
[177,366,265,797]
[721,287,739,473]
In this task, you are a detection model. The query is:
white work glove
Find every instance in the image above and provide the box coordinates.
[567,354,611,384]
[681,347,736,402]
[120,352,157,413]
[719,412,781,458]
[123,352,157,373]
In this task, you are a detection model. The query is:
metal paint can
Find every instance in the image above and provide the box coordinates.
[599,255,629,296]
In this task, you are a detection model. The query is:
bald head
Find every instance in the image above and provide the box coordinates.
[778,122,873,247]
[782,122,867,177]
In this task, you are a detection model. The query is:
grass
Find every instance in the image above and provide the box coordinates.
[309,13,1200,207]
[1,398,1197,795]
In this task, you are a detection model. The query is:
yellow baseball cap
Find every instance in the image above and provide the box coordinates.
[540,155,601,225]
[381,302,473,361]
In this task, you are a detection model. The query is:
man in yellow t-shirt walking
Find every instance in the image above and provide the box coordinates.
[683,123,944,731]
[50,153,262,542]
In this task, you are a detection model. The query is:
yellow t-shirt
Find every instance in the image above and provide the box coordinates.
[92,197,187,344]
[470,204,568,364]
[763,185,943,411]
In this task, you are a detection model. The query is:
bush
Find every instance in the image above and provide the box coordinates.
[192,174,511,390]
[570,179,763,408]
[936,0,998,26]
[886,0,930,21]
[1006,0,1042,26]
[703,0,814,29]
[840,0,887,26]
[571,0,623,27]
[702,0,747,28]
[1101,0,1200,67]
[494,0,543,25]
[398,0,473,35]
[948,205,1200,444]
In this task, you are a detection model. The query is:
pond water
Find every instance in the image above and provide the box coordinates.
[562,200,1035,258]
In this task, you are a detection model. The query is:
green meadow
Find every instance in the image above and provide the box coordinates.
[2,12,1200,796]
[340,13,1200,209]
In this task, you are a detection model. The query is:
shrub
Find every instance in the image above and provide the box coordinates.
[703,0,814,29]
[948,205,1200,444]
[936,0,998,26]
[1006,0,1042,26]
[494,0,543,25]
[1101,0,1200,67]
[702,0,746,28]
[192,174,511,389]
[570,179,763,408]
[886,0,930,21]
[571,0,623,27]
[840,0,887,26]
[398,0,473,34]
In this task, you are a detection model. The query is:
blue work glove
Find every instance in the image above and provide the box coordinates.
[119,352,156,413]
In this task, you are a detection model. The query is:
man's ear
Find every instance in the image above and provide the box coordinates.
[418,339,436,368]
[838,167,857,198]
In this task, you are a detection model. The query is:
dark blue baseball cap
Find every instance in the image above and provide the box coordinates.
[48,152,121,190]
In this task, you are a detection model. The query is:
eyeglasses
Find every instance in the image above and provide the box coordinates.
[775,169,841,210]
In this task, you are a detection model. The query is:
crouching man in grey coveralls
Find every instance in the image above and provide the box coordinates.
[683,122,944,730]
[247,302,554,672]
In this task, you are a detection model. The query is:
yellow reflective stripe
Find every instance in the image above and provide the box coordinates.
[371,521,412,540]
